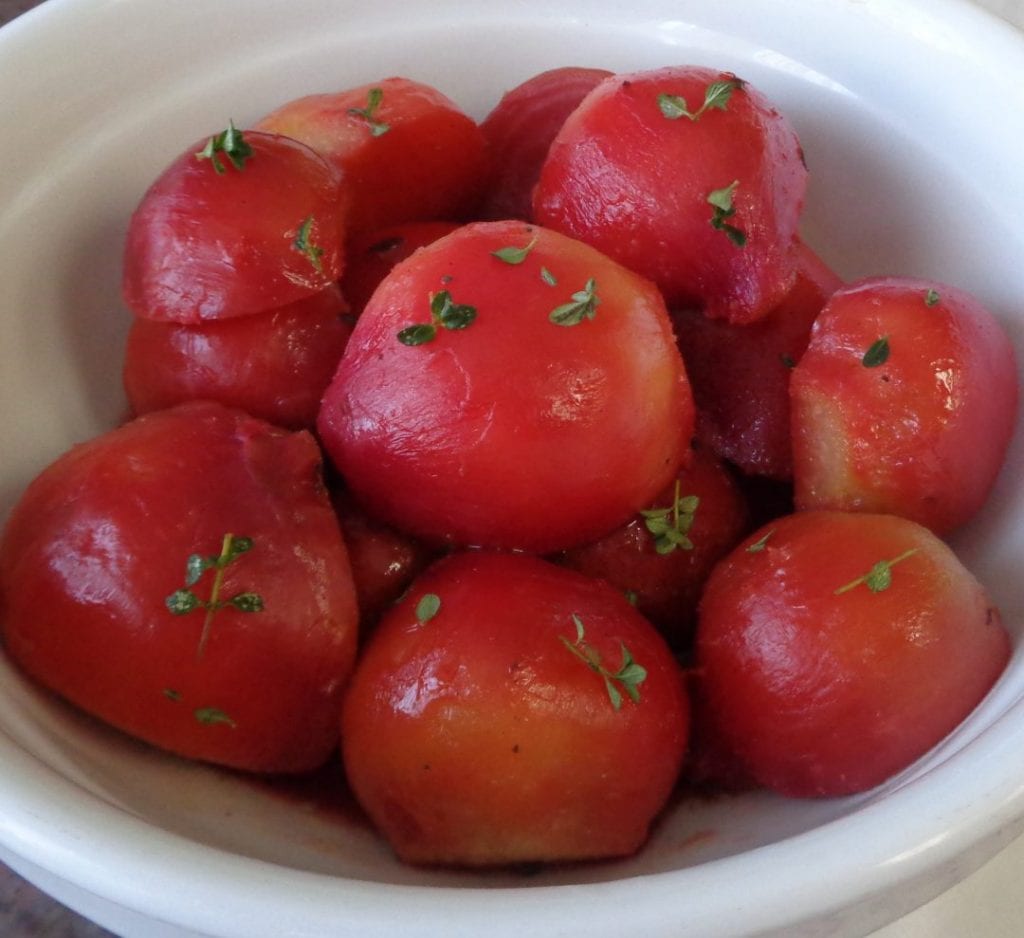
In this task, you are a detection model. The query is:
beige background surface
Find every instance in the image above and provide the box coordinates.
[0,0,1022,936]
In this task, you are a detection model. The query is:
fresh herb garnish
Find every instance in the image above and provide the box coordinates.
[540,267,558,287]
[549,278,600,326]
[656,94,690,120]
[639,480,699,555]
[428,289,476,329]
[657,77,746,122]
[397,289,478,346]
[292,216,324,273]
[195,120,254,174]
[746,529,774,553]
[560,614,647,711]
[491,235,537,265]
[165,533,264,656]
[707,181,747,247]
[164,690,236,728]
[925,288,941,307]
[395,323,436,346]
[862,337,890,368]
[194,707,237,728]
[834,548,919,595]
[347,87,390,137]
[415,593,441,624]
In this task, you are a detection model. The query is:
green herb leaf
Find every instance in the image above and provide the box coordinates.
[163,688,183,702]
[226,535,253,559]
[678,494,699,514]
[615,651,647,705]
[194,707,237,728]
[347,87,390,137]
[540,267,558,287]
[397,323,437,346]
[549,278,600,326]
[708,180,747,247]
[415,592,441,624]
[560,615,646,711]
[657,92,690,120]
[166,588,200,615]
[185,553,212,587]
[864,562,893,592]
[702,77,746,113]
[230,592,264,612]
[195,120,253,174]
[292,216,325,274]
[706,183,737,214]
[604,678,623,711]
[572,612,586,643]
[834,548,919,595]
[746,529,774,553]
[491,236,537,265]
[431,290,477,331]
[863,336,890,368]
[639,481,699,555]
[925,288,941,307]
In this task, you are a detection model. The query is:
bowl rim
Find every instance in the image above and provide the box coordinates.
[3,688,1024,938]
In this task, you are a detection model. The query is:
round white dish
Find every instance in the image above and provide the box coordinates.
[1,1,1023,936]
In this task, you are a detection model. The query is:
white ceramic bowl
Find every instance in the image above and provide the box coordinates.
[2,1,1024,935]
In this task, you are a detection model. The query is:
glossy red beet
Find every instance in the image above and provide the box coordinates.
[0,402,359,773]
[341,221,461,318]
[534,66,807,322]
[341,551,689,866]
[330,489,435,630]
[673,242,842,479]
[479,66,613,221]
[123,285,352,429]
[318,220,693,553]
[255,77,490,238]
[123,130,345,323]
[696,511,1010,796]
[559,445,748,647]
[791,277,1019,534]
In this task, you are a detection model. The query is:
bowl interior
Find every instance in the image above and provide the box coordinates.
[1,0,1023,934]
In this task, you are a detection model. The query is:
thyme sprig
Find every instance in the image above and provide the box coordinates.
[166,533,264,656]
[560,615,647,711]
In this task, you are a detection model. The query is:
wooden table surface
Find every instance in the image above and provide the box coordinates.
[1,0,1023,936]
[0,0,36,24]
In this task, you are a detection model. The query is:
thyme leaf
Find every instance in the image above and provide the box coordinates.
[863,337,890,368]
[549,278,600,326]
